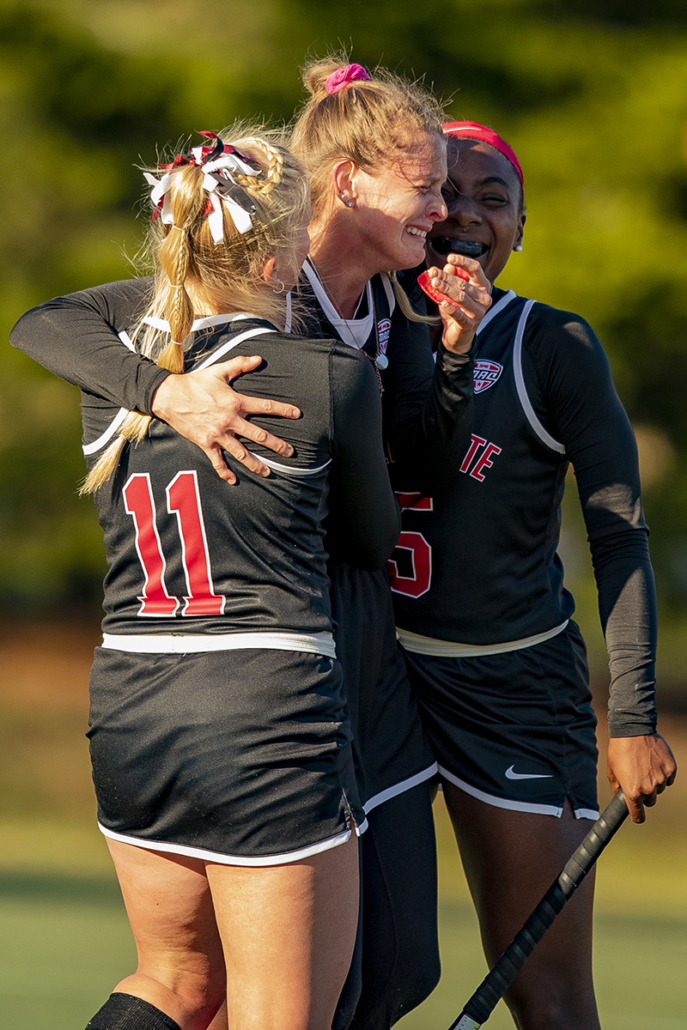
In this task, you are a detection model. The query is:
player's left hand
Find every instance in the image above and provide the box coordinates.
[425,254,492,355]
[607,733,677,824]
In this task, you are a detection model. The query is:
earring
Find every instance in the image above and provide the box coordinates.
[339,191,353,208]
[514,244,523,252]
[272,278,286,294]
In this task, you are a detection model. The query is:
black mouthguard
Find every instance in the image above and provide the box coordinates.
[431,238,486,258]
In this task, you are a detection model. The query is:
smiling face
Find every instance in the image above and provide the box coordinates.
[426,138,526,285]
[352,132,448,272]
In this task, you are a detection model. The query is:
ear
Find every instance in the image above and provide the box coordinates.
[262,255,276,284]
[514,211,526,252]
[332,159,357,206]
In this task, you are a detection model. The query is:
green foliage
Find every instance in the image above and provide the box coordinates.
[2,0,687,630]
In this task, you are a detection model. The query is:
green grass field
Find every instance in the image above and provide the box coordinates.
[0,623,685,1029]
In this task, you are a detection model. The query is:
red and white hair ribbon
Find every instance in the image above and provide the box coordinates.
[144,133,261,243]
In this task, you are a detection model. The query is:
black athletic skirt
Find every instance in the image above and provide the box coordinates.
[87,646,364,864]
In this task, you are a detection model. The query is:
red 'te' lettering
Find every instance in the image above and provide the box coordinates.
[460,434,502,482]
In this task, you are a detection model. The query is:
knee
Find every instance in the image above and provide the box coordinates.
[505,977,598,1030]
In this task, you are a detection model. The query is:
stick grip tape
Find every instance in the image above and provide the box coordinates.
[448,791,629,1029]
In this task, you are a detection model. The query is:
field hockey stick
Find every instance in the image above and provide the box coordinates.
[449,789,630,1030]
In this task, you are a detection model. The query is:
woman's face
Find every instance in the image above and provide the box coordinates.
[426,139,525,285]
[352,132,448,272]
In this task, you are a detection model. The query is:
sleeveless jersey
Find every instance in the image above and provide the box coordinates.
[390,290,573,645]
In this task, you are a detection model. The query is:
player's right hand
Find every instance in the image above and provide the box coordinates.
[150,355,301,484]
[606,733,677,824]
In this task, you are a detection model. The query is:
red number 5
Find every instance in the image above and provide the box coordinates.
[387,492,433,599]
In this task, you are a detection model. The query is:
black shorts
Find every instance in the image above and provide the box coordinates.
[402,621,599,819]
[331,565,437,811]
[88,646,364,864]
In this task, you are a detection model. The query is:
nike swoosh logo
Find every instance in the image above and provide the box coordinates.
[505,765,553,780]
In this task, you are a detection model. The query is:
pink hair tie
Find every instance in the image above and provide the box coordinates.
[325,63,371,95]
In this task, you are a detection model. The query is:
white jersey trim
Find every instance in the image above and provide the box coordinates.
[363,763,438,815]
[196,326,274,369]
[476,289,516,335]
[141,312,253,333]
[396,620,569,658]
[98,822,363,866]
[101,630,337,659]
[83,406,130,455]
[380,272,397,316]
[513,299,566,455]
[246,452,332,477]
[302,260,374,350]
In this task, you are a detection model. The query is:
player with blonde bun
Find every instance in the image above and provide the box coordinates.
[11,59,492,1030]
[16,126,409,1030]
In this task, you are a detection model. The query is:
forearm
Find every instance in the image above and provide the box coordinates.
[9,280,164,413]
[591,530,658,736]
[388,343,474,494]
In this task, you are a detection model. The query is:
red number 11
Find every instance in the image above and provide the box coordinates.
[123,471,225,618]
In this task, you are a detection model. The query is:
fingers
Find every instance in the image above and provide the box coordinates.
[236,392,301,424]
[203,444,237,485]
[626,795,646,825]
[216,354,264,383]
[425,265,491,320]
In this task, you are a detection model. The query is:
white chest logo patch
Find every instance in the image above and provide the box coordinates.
[377,318,391,354]
[474,359,503,394]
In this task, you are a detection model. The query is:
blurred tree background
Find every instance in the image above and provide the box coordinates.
[1,0,686,687]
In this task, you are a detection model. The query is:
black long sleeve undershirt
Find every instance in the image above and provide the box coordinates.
[520,300,657,736]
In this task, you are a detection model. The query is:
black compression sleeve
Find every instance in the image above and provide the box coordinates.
[327,348,401,570]
[523,305,657,736]
[10,278,168,414]
[382,279,474,494]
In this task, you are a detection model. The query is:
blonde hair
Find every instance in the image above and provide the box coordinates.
[81,127,310,495]
[291,53,445,323]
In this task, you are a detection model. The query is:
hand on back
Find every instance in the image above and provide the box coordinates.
[151,354,301,484]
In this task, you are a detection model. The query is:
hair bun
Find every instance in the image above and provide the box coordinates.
[302,55,352,100]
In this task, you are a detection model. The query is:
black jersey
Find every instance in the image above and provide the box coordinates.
[299,260,475,494]
[45,294,400,640]
[390,289,657,736]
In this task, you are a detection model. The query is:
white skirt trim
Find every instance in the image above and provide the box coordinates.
[101,630,336,659]
[98,821,363,866]
[438,766,599,820]
[396,620,569,658]
[363,763,438,815]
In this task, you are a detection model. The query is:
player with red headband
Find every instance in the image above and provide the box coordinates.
[390,121,677,1030]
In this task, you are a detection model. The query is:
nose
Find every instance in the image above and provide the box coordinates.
[426,187,447,223]
[446,192,482,227]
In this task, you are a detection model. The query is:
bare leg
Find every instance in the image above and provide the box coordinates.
[106,840,226,1030]
[107,829,359,1030]
[442,784,600,1030]
[207,830,360,1030]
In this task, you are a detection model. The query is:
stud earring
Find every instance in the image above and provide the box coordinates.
[514,244,523,252]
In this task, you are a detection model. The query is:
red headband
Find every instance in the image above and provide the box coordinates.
[442,121,524,188]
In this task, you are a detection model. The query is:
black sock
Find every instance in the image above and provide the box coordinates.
[85,993,183,1030]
